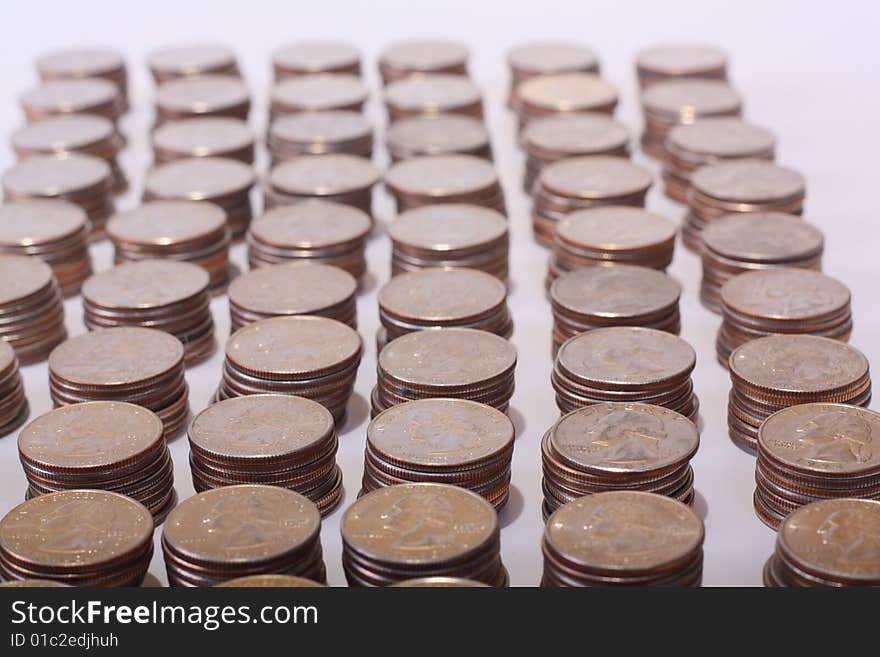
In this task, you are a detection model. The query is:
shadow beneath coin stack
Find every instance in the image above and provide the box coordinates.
[341,391,369,434]
[357,270,378,295]
[691,489,709,522]
[507,406,527,440]
[499,484,524,528]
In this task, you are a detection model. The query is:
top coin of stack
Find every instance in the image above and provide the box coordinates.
[247,201,371,280]
[266,154,378,215]
[48,327,190,439]
[520,113,629,193]
[548,207,676,286]
[162,485,326,587]
[389,204,509,282]
[763,499,880,587]
[378,40,469,84]
[17,402,176,523]
[0,341,29,438]
[81,260,215,366]
[372,328,517,416]
[272,40,361,79]
[391,577,488,587]
[11,115,128,194]
[341,483,507,587]
[36,48,128,106]
[152,117,255,164]
[376,268,512,350]
[755,404,880,529]
[542,491,704,587]
[2,153,115,238]
[716,269,852,366]
[187,395,343,515]
[506,41,600,108]
[0,255,67,364]
[684,160,806,252]
[0,200,92,296]
[532,156,653,246]
[385,155,505,213]
[386,115,491,162]
[216,575,325,588]
[553,327,698,420]
[143,157,256,240]
[700,213,824,313]
[662,118,776,202]
[0,490,154,587]
[20,78,125,125]
[362,398,515,509]
[106,201,232,293]
[148,43,240,83]
[228,262,358,331]
[636,44,728,89]
[268,111,373,163]
[640,79,742,159]
[269,74,368,120]
[384,74,483,121]
[513,73,618,131]
[726,335,870,452]
[155,75,250,125]
[540,403,698,518]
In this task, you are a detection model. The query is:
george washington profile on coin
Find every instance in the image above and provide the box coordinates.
[795,410,872,465]
[587,409,667,465]
[815,507,880,564]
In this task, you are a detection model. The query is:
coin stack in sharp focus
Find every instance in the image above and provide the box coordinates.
[541,404,698,518]
[187,395,342,515]
[143,157,256,240]
[391,577,488,587]
[389,204,509,281]
[228,262,357,331]
[363,399,514,510]
[20,78,125,125]
[373,328,516,416]
[3,153,114,238]
[700,213,824,313]
[386,115,491,162]
[553,327,698,420]
[763,499,880,587]
[247,201,371,279]
[549,207,676,285]
[48,327,189,439]
[272,40,361,79]
[662,118,776,202]
[532,156,653,246]
[513,73,618,132]
[550,266,681,354]
[268,111,373,163]
[0,341,28,438]
[636,44,728,89]
[0,490,154,587]
[640,79,742,159]
[217,316,362,424]
[11,115,127,194]
[0,255,66,364]
[81,260,215,365]
[18,402,176,523]
[384,74,483,121]
[542,491,704,587]
[266,154,378,214]
[377,268,512,351]
[269,74,368,120]
[385,155,505,213]
[36,48,128,107]
[216,575,325,587]
[148,44,240,83]
[378,40,469,84]
[106,201,231,293]
[342,483,507,587]
[727,335,871,452]
[716,269,852,366]
[155,75,250,125]
[162,485,326,587]
[0,200,92,296]
[152,117,255,164]
[506,42,600,108]
[684,160,806,252]
[521,113,629,193]
[755,404,880,529]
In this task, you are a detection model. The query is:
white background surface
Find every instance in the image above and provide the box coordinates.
[0,0,878,587]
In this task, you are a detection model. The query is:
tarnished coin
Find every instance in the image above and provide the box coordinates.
[516,73,618,116]
[0,199,88,247]
[271,74,368,115]
[21,78,123,122]
[703,213,823,263]
[0,254,55,304]
[721,269,850,321]
[523,113,629,160]
[385,155,501,212]
[272,41,360,78]
[3,153,110,201]
[692,160,806,205]
[269,154,378,197]
[144,157,255,201]
[508,42,599,76]
[642,79,742,120]
[249,201,371,251]
[379,268,507,323]
[390,204,507,251]
[152,117,255,163]
[216,574,325,587]
[107,200,227,247]
[557,206,676,253]
[379,40,469,82]
[37,48,125,82]
[155,75,249,122]
[539,156,653,201]
[386,115,490,160]
[385,74,482,119]
[268,111,372,160]
[0,580,70,587]
[11,114,119,156]
[668,118,775,162]
[391,577,489,587]
[636,44,727,85]
[83,260,210,309]
[148,44,239,81]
